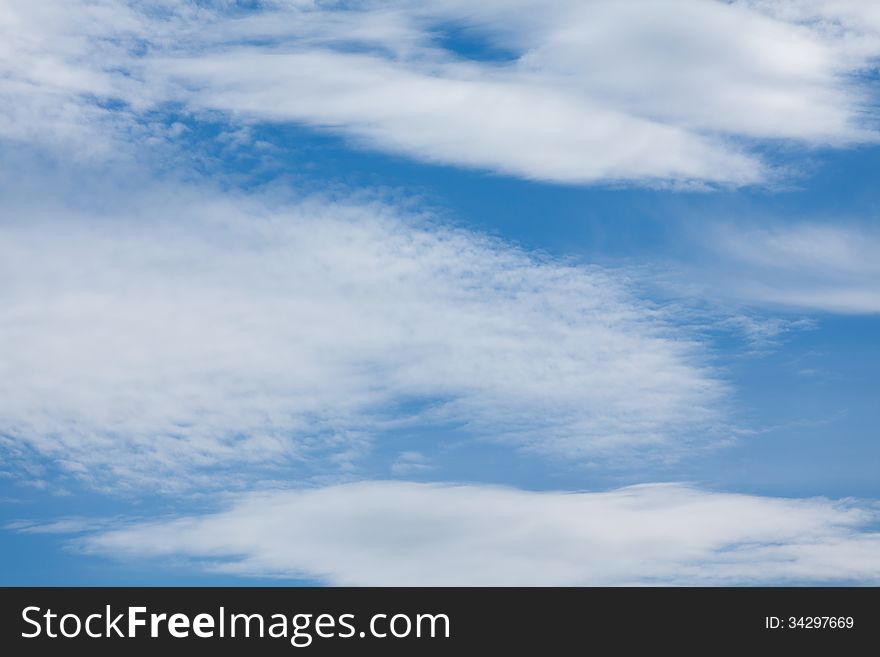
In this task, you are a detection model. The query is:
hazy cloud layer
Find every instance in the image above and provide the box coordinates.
[81,481,880,585]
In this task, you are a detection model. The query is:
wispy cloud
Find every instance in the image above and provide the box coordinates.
[5,517,114,535]
[390,451,434,477]
[0,174,725,491]
[2,1,879,185]
[78,481,880,585]
[153,46,763,186]
[696,223,880,313]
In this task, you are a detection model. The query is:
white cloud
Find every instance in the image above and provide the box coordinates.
[743,0,880,60]
[2,1,879,184]
[425,0,875,141]
[79,481,880,585]
[0,0,148,156]
[143,0,880,184]
[390,451,434,476]
[698,223,880,313]
[153,47,763,186]
[0,176,725,491]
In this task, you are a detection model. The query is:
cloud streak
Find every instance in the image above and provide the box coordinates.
[688,222,880,314]
[80,481,880,585]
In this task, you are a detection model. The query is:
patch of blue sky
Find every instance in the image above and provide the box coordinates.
[428,21,521,63]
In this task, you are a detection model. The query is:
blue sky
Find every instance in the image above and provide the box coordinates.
[1,0,879,585]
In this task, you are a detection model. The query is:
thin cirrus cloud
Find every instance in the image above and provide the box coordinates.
[78,481,880,585]
[2,1,879,185]
[0,176,725,492]
[694,223,880,314]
